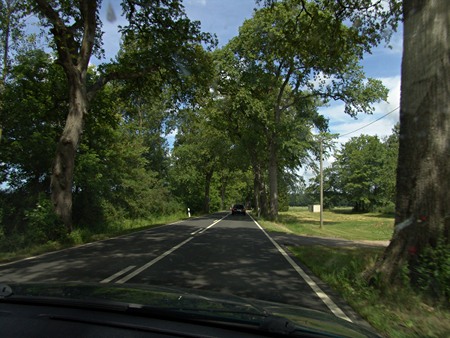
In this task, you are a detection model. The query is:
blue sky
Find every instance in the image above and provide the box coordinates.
[181,0,402,181]
[183,0,402,177]
[99,0,401,136]
[97,0,402,175]
[183,0,402,144]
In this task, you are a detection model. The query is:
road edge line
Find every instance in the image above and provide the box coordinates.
[0,218,196,268]
[249,214,352,323]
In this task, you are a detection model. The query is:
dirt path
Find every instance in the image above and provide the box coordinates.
[270,231,390,248]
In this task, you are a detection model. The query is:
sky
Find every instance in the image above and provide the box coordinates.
[97,0,402,177]
[183,0,402,180]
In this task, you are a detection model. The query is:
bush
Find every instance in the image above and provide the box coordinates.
[415,239,450,303]
[24,198,66,245]
[378,202,396,215]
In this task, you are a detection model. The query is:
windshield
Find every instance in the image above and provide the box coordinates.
[1,1,448,338]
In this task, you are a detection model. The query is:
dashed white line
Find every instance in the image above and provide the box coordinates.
[100,265,136,284]
[115,237,195,284]
[110,215,229,284]
[190,228,203,235]
[199,223,215,234]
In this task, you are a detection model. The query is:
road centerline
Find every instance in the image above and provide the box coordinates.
[115,237,195,284]
[110,215,228,284]
[190,228,203,235]
[100,265,136,284]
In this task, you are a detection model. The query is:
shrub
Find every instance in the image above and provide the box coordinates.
[24,198,66,245]
[378,202,396,215]
[415,239,450,303]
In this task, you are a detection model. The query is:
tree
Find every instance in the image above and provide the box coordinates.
[307,166,345,208]
[28,0,214,231]
[170,105,235,214]
[335,135,395,212]
[288,176,311,206]
[381,124,399,207]
[0,49,66,235]
[370,0,450,288]
[0,0,27,141]
[0,50,66,193]
[225,0,391,219]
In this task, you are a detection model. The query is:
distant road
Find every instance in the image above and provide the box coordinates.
[0,212,366,324]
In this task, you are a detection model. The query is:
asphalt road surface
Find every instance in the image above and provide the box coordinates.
[0,212,364,324]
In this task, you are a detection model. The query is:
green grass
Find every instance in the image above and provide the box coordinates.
[0,212,187,263]
[290,246,450,338]
[260,206,394,241]
[258,207,449,337]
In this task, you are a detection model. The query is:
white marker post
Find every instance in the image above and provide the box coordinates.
[187,208,191,217]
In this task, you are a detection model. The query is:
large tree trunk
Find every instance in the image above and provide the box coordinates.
[203,168,214,214]
[0,0,15,142]
[220,182,225,211]
[253,163,268,218]
[51,70,87,233]
[34,0,97,232]
[253,170,260,217]
[371,0,450,285]
[268,135,279,220]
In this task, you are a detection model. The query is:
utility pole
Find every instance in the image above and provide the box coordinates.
[319,136,323,229]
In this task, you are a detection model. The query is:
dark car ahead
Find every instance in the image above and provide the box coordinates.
[231,204,246,215]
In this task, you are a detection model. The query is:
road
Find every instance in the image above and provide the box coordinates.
[0,212,362,324]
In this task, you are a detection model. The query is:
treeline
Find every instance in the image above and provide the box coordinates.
[0,0,400,249]
[305,129,399,213]
[0,50,181,245]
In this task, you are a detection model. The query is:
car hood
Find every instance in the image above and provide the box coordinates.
[0,282,379,337]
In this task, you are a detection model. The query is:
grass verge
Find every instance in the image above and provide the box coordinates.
[289,245,450,338]
[0,212,186,264]
[258,207,449,337]
[260,206,394,241]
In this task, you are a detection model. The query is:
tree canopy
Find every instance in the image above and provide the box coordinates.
[0,0,401,249]
[307,131,398,212]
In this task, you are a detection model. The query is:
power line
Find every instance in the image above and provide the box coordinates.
[338,106,399,138]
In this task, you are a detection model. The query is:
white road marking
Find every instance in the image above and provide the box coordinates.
[199,223,215,234]
[115,237,195,284]
[190,228,203,235]
[112,215,228,284]
[99,265,136,283]
[0,219,189,267]
[249,215,352,323]
[198,214,229,234]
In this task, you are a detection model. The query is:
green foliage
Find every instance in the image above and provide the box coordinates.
[211,0,392,218]
[0,49,66,190]
[290,245,450,338]
[0,46,188,238]
[308,131,399,212]
[170,104,252,213]
[0,0,402,257]
[23,198,66,245]
[0,194,66,254]
[415,240,450,303]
